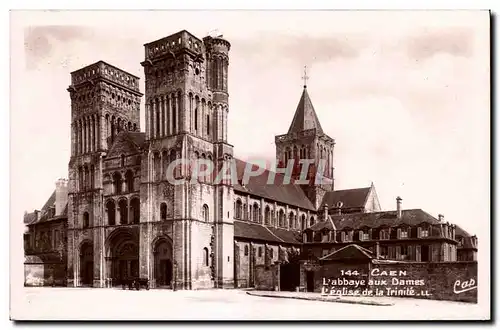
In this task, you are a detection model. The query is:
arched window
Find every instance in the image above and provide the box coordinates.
[111,117,115,142]
[125,170,134,192]
[113,172,122,194]
[121,154,125,167]
[106,200,115,225]
[83,212,90,229]
[194,103,198,131]
[264,206,270,225]
[203,247,209,266]
[119,199,128,225]
[84,166,89,190]
[202,204,209,222]
[78,166,83,191]
[310,216,315,227]
[288,212,294,228]
[162,150,169,180]
[301,215,306,230]
[90,165,95,189]
[253,203,260,222]
[206,114,210,136]
[160,203,167,221]
[235,199,242,219]
[130,198,140,223]
[244,245,249,256]
[154,152,161,181]
[172,94,177,132]
[278,209,285,227]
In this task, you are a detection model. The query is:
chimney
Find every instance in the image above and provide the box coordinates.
[323,204,328,221]
[438,214,444,222]
[55,178,69,216]
[396,196,402,219]
[375,242,380,259]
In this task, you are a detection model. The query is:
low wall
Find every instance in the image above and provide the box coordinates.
[368,261,477,303]
[24,263,67,287]
[254,265,278,291]
[317,260,477,303]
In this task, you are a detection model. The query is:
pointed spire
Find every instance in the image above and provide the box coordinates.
[287,87,323,134]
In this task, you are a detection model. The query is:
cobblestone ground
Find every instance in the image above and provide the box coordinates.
[12,287,487,321]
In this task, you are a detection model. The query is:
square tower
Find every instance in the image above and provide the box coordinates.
[66,61,143,287]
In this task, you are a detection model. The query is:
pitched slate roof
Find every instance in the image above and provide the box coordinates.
[454,225,477,250]
[233,158,315,210]
[287,87,323,134]
[23,212,37,225]
[320,244,374,261]
[268,227,302,244]
[320,187,371,209]
[308,209,442,231]
[454,225,471,237]
[40,190,56,213]
[28,190,68,226]
[234,220,302,245]
[107,131,146,158]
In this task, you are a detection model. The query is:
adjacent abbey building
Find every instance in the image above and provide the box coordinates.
[23,30,478,289]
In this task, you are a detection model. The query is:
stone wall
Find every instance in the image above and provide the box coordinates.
[254,265,278,291]
[25,258,66,287]
[314,260,477,303]
[369,261,477,303]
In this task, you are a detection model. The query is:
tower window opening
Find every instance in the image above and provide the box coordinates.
[194,107,198,131]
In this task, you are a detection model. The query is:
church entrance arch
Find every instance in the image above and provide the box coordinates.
[105,228,139,285]
[153,237,173,288]
[79,241,94,286]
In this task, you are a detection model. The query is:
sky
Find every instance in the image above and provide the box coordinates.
[10,10,490,238]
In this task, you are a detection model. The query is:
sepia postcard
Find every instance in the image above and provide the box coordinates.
[9,9,491,321]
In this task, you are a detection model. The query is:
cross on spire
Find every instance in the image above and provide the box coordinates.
[302,65,309,88]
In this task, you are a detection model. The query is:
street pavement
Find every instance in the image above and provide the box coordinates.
[11,287,487,321]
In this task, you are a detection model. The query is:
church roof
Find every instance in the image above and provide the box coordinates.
[107,131,146,158]
[287,87,323,134]
[320,187,371,210]
[234,220,302,244]
[233,158,315,210]
[308,209,442,231]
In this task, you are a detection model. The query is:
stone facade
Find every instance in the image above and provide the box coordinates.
[24,29,478,291]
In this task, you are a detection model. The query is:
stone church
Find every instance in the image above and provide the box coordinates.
[23,29,477,289]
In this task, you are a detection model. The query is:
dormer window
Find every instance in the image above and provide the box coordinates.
[400,228,408,238]
[379,229,390,240]
[322,231,329,242]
